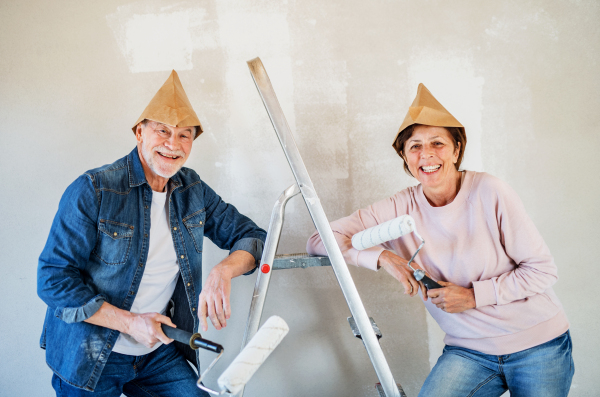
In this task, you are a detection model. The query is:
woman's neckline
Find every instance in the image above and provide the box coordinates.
[417,170,472,210]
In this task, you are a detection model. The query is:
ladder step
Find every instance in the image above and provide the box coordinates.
[348,316,382,340]
[272,253,331,270]
[376,383,407,397]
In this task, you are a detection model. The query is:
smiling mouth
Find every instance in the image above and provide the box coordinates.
[158,152,181,160]
[420,165,441,174]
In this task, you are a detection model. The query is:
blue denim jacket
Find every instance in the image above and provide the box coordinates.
[37,148,266,391]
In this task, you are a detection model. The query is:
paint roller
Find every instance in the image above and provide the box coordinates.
[351,215,442,290]
[162,315,289,395]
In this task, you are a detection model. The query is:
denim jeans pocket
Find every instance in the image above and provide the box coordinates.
[92,219,134,265]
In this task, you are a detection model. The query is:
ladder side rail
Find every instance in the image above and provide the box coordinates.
[247,57,401,397]
[238,184,300,397]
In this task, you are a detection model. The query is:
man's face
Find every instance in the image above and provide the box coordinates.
[136,121,194,179]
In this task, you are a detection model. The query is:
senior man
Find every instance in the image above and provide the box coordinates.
[37,70,266,396]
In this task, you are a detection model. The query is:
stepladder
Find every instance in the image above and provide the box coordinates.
[238,57,407,397]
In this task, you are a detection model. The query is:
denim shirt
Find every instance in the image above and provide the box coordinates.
[37,147,266,391]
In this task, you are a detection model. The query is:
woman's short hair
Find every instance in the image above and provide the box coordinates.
[392,124,467,177]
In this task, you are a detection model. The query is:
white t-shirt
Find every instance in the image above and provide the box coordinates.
[113,189,180,355]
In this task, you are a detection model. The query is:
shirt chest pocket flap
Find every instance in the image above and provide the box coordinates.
[93,220,134,265]
[183,209,205,253]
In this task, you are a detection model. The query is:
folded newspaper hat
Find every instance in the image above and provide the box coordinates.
[132,70,203,138]
[393,83,463,144]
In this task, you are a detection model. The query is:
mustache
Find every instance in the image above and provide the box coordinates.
[153,146,185,158]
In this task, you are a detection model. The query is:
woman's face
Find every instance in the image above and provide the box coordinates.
[403,125,460,190]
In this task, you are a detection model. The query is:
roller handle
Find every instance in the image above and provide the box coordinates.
[160,324,224,353]
[420,275,442,290]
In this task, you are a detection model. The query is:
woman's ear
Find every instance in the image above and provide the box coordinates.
[453,142,461,163]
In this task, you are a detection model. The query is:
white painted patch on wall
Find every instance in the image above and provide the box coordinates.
[106,2,218,73]
[407,50,485,172]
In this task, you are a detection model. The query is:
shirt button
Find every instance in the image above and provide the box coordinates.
[187,282,190,286]
[139,263,143,267]
[144,234,148,238]
[129,291,134,295]
[199,221,203,225]
[107,344,111,349]
[113,232,117,236]
[192,308,195,311]
[145,205,148,209]
[180,255,184,259]
[173,227,177,231]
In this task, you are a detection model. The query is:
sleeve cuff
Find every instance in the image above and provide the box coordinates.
[356,247,386,271]
[54,294,106,324]
[473,279,497,307]
[230,237,265,275]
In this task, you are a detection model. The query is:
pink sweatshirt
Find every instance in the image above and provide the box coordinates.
[307,171,568,355]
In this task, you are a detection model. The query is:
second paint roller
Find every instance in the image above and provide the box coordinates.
[161,315,289,395]
[351,215,442,290]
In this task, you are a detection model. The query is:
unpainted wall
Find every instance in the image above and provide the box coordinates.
[0,1,598,396]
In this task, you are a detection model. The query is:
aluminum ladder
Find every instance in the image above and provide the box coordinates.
[238,57,406,397]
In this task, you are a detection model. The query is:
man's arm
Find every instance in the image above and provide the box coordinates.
[84,302,176,348]
[199,183,267,331]
[198,250,255,332]
[37,175,106,323]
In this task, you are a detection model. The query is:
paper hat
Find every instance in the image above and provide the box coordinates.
[132,70,203,138]
[393,83,463,143]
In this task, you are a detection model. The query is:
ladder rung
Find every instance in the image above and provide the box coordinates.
[348,316,382,340]
[272,253,331,270]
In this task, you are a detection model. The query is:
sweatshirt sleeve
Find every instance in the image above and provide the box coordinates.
[472,177,558,307]
[306,195,402,271]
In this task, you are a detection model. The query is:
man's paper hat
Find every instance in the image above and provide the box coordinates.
[393,83,464,144]
[132,70,203,138]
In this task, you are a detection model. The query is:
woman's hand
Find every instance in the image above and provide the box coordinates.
[427,281,476,313]
[378,250,427,300]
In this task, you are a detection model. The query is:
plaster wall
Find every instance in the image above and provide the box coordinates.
[0,1,598,396]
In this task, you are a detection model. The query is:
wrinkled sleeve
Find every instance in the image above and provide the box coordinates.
[37,174,106,323]
[202,182,267,275]
[306,196,402,271]
[472,178,558,307]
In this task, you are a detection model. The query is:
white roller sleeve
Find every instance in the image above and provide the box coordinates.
[351,215,415,251]
[218,316,289,395]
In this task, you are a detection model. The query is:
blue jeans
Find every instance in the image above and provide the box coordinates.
[419,331,574,397]
[51,343,210,397]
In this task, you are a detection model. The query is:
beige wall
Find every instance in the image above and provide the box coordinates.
[1,1,598,396]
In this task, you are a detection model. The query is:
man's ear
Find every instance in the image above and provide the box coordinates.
[135,123,144,143]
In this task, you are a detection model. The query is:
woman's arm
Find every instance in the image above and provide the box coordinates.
[306,193,427,297]
[472,177,559,307]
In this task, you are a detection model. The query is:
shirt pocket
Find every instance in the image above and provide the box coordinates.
[183,209,205,253]
[92,219,134,265]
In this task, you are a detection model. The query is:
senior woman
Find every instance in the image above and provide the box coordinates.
[307,84,573,397]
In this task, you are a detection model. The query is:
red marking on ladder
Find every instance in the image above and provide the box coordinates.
[261,264,271,273]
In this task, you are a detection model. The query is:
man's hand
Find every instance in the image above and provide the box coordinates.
[427,281,476,313]
[125,312,176,348]
[84,301,175,347]
[377,250,428,300]
[198,250,255,332]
